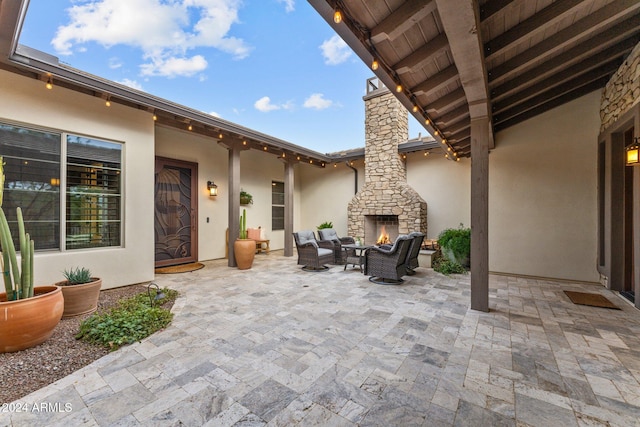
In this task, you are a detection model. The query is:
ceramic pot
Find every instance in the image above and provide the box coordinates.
[234,239,255,270]
[0,285,64,353]
[58,278,102,318]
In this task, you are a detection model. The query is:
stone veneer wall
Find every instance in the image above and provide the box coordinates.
[600,42,640,132]
[348,86,427,241]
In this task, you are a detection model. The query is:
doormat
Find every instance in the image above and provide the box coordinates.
[155,262,205,274]
[564,291,620,309]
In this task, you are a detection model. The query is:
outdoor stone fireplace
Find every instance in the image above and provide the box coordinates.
[348,78,427,245]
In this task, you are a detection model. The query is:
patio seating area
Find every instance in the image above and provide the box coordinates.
[4,252,640,426]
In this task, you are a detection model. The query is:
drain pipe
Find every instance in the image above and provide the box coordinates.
[345,161,358,194]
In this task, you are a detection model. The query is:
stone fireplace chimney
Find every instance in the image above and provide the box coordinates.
[348,78,427,244]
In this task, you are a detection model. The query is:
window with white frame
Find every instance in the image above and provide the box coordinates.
[0,122,122,251]
[271,181,284,230]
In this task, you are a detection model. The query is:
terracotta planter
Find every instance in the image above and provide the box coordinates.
[234,239,256,270]
[0,285,64,353]
[57,278,102,318]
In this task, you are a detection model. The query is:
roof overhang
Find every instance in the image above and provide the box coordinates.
[308,0,640,158]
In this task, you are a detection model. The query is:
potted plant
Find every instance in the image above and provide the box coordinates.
[317,221,333,230]
[0,156,64,353]
[57,267,102,318]
[240,189,253,205]
[437,224,471,269]
[234,208,255,269]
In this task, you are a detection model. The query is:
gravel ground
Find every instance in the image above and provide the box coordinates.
[0,284,174,404]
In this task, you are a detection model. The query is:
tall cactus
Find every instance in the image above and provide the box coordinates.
[0,157,34,301]
[239,208,247,239]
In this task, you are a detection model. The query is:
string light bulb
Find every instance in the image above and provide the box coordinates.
[333,9,342,24]
[45,77,53,90]
[412,105,418,113]
[371,58,379,70]
[188,124,193,131]
[105,97,111,107]
[153,114,157,121]
[396,84,403,93]
[425,118,430,125]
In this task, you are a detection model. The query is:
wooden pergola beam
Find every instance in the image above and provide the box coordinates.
[434,0,492,312]
[435,104,469,127]
[493,59,622,114]
[479,0,515,22]
[370,0,437,43]
[484,0,584,58]
[494,77,610,131]
[489,0,640,83]
[495,71,617,125]
[393,34,449,75]
[426,87,466,113]
[411,65,459,96]
[491,31,639,97]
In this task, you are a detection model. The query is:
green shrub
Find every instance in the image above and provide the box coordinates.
[62,266,93,285]
[438,224,471,266]
[76,287,177,351]
[432,256,466,275]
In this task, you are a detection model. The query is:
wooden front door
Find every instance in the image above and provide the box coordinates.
[154,157,198,267]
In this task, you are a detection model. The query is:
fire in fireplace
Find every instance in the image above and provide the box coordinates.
[376,226,391,245]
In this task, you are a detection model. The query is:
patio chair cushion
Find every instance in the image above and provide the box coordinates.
[297,230,318,248]
[317,247,333,257]
[318,228,339,241]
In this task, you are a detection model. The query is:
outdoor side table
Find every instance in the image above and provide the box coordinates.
[342,244,372,271]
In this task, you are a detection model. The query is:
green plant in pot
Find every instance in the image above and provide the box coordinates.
[240,189,253,205]
[57,266,103,318]
[317,221,333,230]
[437,224,471,269]
[234,208,255,269]
[0,156,64,352]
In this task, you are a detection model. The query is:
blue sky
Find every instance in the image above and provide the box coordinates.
[19,0,423,154]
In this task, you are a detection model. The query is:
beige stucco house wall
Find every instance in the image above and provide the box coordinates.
[0,63,606,287]
[0,69,155,289]
[155,128,299,259]
[489,91,601,282]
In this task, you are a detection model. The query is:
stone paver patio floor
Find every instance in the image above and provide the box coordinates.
[2,252,640,426]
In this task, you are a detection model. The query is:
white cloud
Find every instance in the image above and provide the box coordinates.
[303,93,333,110]
[319,35,351,65]
[140,55,208,77]
[254,96,281,112]
[277,0,295,12]
[117,78,144,90]
[108,57,122,69]
[52,0,252,77]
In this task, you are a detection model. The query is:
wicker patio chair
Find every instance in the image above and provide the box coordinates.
[364,235,412,284]
[317,228,356,264]
[404,232,426,275]
[293,230,335,271]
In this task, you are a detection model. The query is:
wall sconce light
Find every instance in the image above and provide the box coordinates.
[207,180,218,196]
[626,138,639,166]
